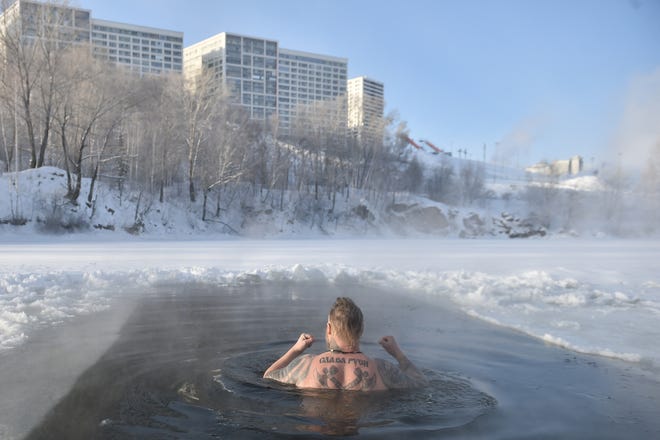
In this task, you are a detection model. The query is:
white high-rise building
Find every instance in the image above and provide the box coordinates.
[347,76,385,143]
[278,48,347,133]
[184,32,348,132]
[0,0,91,48]
[91,19,183,75]
[184,33,279,120]
[0,0,183,75]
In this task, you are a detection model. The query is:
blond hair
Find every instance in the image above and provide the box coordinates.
[328,297,364,347]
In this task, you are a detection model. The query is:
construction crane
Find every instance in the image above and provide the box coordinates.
[419,139,444,154]
[405,136,423,150]
[406,136,452,156]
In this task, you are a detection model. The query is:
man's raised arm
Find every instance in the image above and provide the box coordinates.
[376,335,427,389]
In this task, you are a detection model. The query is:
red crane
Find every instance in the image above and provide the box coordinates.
[405,136,423,150]
[420,139,444,154]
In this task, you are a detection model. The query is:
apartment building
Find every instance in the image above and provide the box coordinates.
[278,48,347,133]
[1,0,183,75]
[91,19,183,75]
[184,32,348,132]
[3,1,381,135]
[347,76,385,143]
[184,33,279,120]
[0,0,91,47]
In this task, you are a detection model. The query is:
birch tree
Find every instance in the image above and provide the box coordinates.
[134,74,185,203]
[55,46,131,203]
[175,71,223,203]
[199,96,252,221]
[0,0,72,169]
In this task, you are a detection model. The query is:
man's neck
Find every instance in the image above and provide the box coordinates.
[327,338,360,354]
[329,347,362,354]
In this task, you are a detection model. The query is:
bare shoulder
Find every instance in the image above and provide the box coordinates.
[263,354,314,386]
[375,358,427,389]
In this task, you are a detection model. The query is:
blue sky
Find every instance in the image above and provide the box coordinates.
[78,0,660,168]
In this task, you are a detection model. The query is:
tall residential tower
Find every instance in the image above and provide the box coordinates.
[184,33,279,120]
[183,32,348,133]
[0,0,183,75]
[91,19,183,75]
[347,76,385,143]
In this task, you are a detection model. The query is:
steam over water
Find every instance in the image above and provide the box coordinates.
[18,282,660,439]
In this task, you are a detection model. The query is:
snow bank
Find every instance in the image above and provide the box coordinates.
[4,162,647,241]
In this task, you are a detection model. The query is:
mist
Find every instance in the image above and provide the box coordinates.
[611,67,660,172]
[0,298,137,438]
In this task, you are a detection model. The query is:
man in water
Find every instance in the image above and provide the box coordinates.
[263,297,427,390]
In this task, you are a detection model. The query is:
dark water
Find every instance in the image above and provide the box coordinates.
[24,282,660,439]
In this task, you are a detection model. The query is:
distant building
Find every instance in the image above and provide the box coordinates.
[0,0,91,49]
[3,1,380,135]
[91,19,183,75]
[526,156,583,176]
[184,32,348,132]
[0,0,183,75]
[183,32,279,121]
[278,47,347,133]
[347,76,385,144]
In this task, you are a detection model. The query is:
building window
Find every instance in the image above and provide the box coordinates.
[252,69,263,80]
[266,41,277,56]
[227,65,241,78]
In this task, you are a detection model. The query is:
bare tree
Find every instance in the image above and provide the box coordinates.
[0,0,75,169]
[289,96,349,202]
[199,99,253,221]
[55,46,131,203]
[175,71,224,203]
[458,160,486,204]
[132,73,186,203]
[426,157,456,204]
[0,87,16,171]
[402,156,424,193]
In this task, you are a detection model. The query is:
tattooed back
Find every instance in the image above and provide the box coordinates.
[265,351,425,391]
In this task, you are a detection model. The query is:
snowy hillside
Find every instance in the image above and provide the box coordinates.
[0,157,652,239]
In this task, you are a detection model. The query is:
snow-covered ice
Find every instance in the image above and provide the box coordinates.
[1,238,658,374]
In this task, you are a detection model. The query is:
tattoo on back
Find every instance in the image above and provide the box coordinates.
[317,365,342,388]
[266,354,421,391]
[316,365,378,391]
[346,367,377,390]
